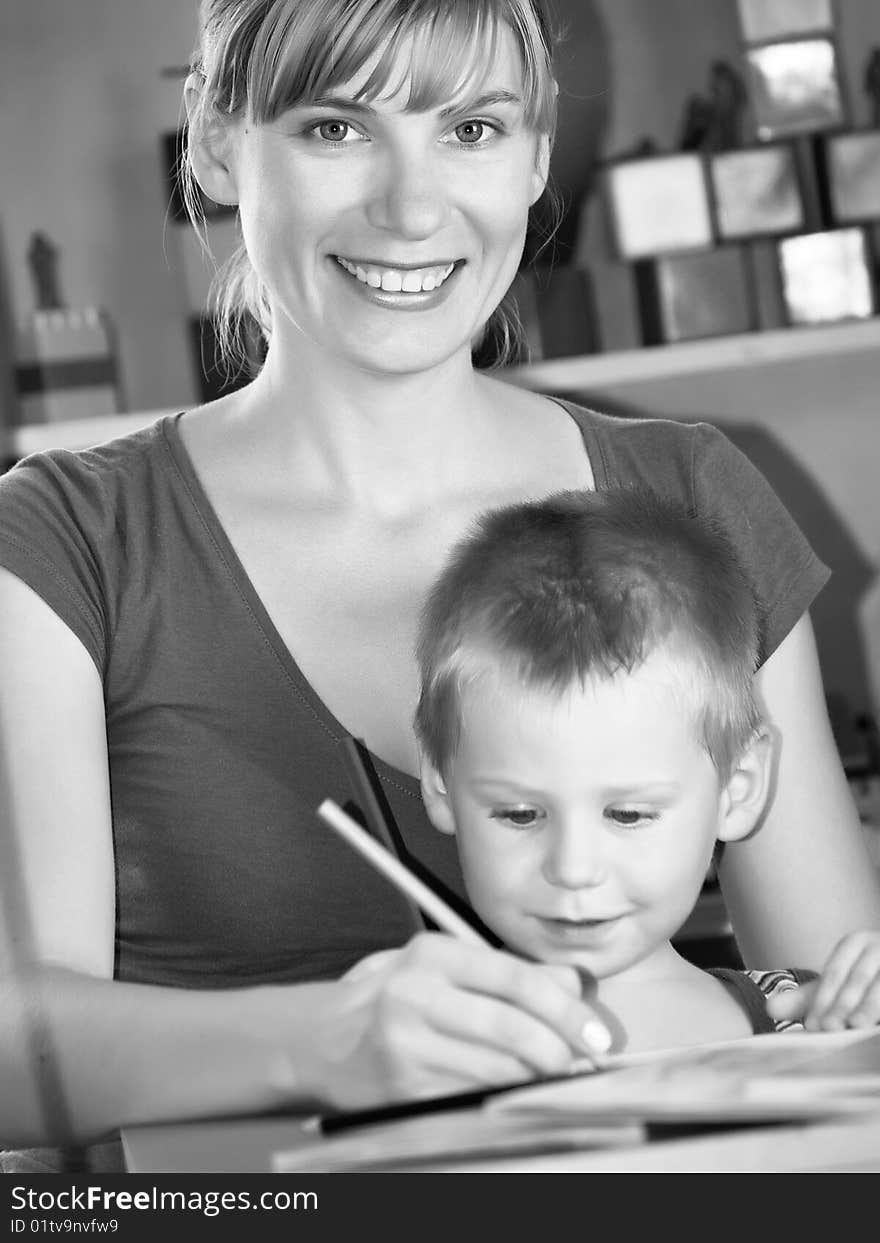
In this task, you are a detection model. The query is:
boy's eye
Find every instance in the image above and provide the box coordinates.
[606,808,658,829]
[491,807,544,828]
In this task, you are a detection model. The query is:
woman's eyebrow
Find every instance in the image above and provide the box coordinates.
[307,96,377,115]
[440,89,522,116]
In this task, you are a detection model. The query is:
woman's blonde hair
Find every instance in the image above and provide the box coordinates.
[183,0,559,374]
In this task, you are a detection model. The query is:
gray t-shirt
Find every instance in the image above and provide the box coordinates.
[0,402,829,987]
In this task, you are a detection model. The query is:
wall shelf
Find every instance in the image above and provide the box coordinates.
[7,409,177,458]
[504,318,880,394]
[5,318,878,460]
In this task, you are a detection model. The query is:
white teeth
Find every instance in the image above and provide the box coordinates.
[336,257,455,293]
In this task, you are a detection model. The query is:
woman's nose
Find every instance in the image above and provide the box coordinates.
[365,150,450,239]
[541,823,608,890]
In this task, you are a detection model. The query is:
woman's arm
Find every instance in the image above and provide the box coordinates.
[718,612,880,969]
[0,571,604,1145]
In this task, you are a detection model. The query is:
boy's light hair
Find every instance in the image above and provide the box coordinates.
[183,0,558,373]
[415,488,764,779]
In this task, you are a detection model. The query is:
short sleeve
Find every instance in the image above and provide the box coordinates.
[691,422,830,663]
[0,452,110,673]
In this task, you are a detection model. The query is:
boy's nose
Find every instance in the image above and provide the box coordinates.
[365,151,450,239]
[540,823,608,890]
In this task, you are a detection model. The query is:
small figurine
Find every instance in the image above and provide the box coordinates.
[27,232,65,311]
[678,93,714,151]
[708,59,748,150]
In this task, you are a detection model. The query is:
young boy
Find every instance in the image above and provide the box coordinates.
[413,488,879,1054]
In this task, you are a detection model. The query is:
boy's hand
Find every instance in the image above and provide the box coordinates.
[765,931,880,1030]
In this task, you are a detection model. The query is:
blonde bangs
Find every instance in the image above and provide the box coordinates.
[245,0,555,135]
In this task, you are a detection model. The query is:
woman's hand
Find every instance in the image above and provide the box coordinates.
[304,932,611,1111]
[766,931,880,1031]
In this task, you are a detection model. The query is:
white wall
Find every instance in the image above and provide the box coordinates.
[1,0,879,408]
[0,0,201,416]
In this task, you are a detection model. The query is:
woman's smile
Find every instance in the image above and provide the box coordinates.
[332,255,464,310]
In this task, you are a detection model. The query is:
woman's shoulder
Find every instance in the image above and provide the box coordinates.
[548,394,706,445]
[0,414,182,516]
[543,394,727,490]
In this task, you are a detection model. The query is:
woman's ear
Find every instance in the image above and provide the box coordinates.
[530,132,552,206]
[419,752,457,837]
[717,728,775,844]
[183,72,240,207]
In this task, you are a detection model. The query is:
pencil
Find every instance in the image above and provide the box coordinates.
[316,798,490,947]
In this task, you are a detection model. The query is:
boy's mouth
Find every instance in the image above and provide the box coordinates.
[537,914,626,943]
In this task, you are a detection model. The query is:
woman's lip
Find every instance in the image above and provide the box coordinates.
[335,256,461,271]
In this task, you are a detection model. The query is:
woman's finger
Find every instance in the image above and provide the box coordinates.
[809,943,880,1029]
[400,934,612,1058]
[802,933,880,1029]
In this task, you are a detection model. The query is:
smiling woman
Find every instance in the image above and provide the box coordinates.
[184,0,556,372]
[0,0,878,1165]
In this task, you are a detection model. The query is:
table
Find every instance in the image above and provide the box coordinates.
[120,1111,880,1174]
[122,1031,880,1174]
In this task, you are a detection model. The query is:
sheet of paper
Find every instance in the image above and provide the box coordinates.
[271,1109,644,1174]
[491,1029,880,1123]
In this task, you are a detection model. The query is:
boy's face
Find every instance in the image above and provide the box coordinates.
[422,651,764,983]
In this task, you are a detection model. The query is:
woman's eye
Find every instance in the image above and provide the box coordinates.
[446,119,498,147]
[491,808,542,828]
[311,119,360,144]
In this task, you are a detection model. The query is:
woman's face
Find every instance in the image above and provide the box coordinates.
[225,25,549,376]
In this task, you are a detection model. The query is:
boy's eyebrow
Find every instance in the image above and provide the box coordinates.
[469,777,546,799]
[469,778,682,799]
[600,782,681,799]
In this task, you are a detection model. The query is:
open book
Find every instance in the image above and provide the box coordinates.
[272,1028,880,1172]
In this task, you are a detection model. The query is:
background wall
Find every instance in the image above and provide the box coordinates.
[1,0,878,725]
[574,0,880,348]
[0,0,202,416]
[2,0,879,412]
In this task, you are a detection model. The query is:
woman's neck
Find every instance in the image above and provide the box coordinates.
[243,338,504,514]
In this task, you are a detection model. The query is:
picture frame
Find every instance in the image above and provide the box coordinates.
[824,131,880,223]
[709,144,805,240]
[604,153,714,261]
[777,227,875,324]
[635,246,755,345]
[735,0,834,45]
[745,38,845,140]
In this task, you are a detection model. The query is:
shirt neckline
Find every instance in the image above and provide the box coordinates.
[158,400,604,798]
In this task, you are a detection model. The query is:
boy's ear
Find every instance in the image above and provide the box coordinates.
[183,72,240,207]
[419,752,457,837]
[716,728,775,844]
